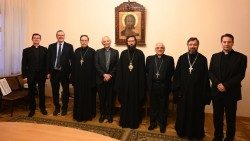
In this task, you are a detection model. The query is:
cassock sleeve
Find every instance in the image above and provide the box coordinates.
[172,56,182,103]
[222,55,247,90]
[203,58,211,105]
[138,51,146,105]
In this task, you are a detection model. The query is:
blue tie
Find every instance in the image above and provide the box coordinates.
[56,43,62,69]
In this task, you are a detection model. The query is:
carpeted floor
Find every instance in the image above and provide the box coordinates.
[1,96,250,141]
[8,115,185,141]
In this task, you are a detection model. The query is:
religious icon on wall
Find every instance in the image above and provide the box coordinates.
[115,2,146,45]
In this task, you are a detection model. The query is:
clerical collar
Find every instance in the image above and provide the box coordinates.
[32,45,39,48]
[81,46,88,50]
[222,49,233,55]
[155,54,163,59]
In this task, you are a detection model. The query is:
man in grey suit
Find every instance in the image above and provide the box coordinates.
[47,30,74,116]
[95,36,119,123]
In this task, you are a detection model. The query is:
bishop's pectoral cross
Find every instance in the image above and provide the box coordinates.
[156,73,160,78]
[189,67,193,74]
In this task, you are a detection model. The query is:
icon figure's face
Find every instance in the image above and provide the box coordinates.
[125,14,136,29]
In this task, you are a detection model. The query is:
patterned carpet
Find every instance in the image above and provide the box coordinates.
[8,115,185,141]
[127,130,184,141]
[9,115,124,140]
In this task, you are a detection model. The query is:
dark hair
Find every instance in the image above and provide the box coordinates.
[124,14,136,26]
[32,33,41,39]
[80,35,89,41]
[187,37,199,45]
[221,33,234,43]
[126,35,137,43]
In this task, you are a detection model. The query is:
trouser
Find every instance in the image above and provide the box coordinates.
[150,82,169,127]
[27,73,46,111]
[212,97,237,140]
[50,69,69,111]
[98,81,114,116]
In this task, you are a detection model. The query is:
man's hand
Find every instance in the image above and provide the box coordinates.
[217,83,226,92]
[47,74,51,79]
[103,74,112,81]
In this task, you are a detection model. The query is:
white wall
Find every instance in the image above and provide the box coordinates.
[26,0,250,117]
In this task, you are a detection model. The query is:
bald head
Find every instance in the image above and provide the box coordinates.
[155,42,165,56]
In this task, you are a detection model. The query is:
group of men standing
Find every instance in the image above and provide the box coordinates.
[22,31,247,141]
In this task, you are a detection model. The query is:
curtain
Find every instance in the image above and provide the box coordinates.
[0,0,28,77]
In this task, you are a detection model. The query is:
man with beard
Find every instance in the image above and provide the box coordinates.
[173,37,211,140]
[115,35,146,129]
[146,43,174,133]
[209,33,247,141]
[72,35,96,122]
[95,36,119,123]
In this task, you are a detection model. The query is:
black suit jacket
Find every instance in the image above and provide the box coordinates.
[22,46,48,78]
[209,50,247,101]
[47,42,74,75]
[146,54,175,93]
[95,48,119,85]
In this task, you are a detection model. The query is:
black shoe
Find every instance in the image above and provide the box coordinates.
[99,115,105,123]
[160,126,166,133]
[212,137,223,141]
[61,110,67,116]
[53,109,60,116]
[28,111,35,117]
[148,124,157,130]
[107,115,113,123]
[40,109,48,115]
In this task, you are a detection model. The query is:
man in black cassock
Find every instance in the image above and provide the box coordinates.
[22,33,48,117]
[72,35,96,122]
[146,43,174,133]
[115,35,146,129]
[173,37,210,139]
[209,34,247,141]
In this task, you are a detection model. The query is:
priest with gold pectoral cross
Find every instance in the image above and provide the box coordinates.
[172,37,211,140]
[146,42,175,133]
[114,35,146,129]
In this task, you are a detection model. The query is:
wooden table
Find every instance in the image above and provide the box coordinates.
[0,122,119,141]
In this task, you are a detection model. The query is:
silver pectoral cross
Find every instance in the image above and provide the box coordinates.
[80,59,84,66]
[189,67,193,74]
[156,73,160,78]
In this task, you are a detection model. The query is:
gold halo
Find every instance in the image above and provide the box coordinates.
[122,12,138,27]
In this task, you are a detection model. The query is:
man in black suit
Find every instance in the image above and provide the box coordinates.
[95,36,119,123]
[22,33,48,117]
[209,33,247,141]
[146,43,174,133]
[47,30,74,116]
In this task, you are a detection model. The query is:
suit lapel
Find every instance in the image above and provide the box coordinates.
[101,48,106,69]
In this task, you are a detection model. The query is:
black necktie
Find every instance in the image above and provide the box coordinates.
[56,43,62,69]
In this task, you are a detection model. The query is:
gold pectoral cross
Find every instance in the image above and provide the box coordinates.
[128,63,133,71]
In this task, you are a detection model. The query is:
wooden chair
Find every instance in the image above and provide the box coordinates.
[0,75,28,117]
